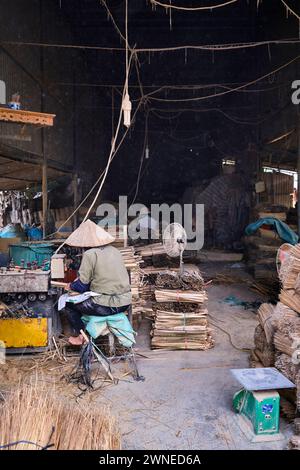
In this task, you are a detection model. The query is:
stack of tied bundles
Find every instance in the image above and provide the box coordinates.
[119,247,144,321]
[151,268,213,350]
[244,204,290,295]
[244,235,281,295]
[251,297,300,422]
[278,244,300,313]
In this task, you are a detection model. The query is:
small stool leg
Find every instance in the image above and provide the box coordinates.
[108,333,115,357]
[127,305,133,324]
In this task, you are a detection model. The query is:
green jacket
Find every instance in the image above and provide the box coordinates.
[79,245,132,308]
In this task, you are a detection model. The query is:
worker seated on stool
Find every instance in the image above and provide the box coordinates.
[64,220,132,346]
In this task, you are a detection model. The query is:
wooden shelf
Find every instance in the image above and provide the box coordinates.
[0,107,56,127]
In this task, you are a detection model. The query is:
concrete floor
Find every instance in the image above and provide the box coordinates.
[97,262,292,450]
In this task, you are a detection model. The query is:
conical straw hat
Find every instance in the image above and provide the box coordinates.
[65,220,115,248]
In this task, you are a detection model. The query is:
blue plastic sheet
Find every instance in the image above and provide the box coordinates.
[0,224,24,239]
[245,217,298,245]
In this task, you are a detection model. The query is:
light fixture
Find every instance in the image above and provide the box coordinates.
[122,92,132,128]
[145,146,150,160]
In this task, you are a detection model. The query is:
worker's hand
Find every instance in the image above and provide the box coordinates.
[64,283,71,291]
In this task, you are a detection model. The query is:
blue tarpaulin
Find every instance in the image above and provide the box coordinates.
[245,217,299,245]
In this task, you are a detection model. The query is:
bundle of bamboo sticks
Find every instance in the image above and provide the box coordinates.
[135,243,165,258]
[152,310,213,350]
[257,303,275,344]
[0,383,121,450]
[275,354,300,384]
[279,289,300,315]
[279,244,300,290]
[273,331,299,357]
[155,289,207,304]
[151,268,213,351]
[251,242,300,424]
[119,246,145,319]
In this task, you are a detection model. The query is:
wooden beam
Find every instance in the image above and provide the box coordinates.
[42,157,48,238]
[0,107,55,127]
[0,142,73,173]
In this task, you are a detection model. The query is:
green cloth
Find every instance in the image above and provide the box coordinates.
[82,313,135,348]
[79,245,132,308]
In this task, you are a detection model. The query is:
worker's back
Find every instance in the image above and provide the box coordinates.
[79,245,131,308]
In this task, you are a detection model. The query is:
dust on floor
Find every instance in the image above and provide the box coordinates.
[0,262,293,449]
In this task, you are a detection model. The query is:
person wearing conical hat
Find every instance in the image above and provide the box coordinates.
[64,220,132,345]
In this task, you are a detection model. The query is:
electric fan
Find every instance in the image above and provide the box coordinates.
[163,223,187,274]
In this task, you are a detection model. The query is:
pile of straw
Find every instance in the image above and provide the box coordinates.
[0,383,121,451]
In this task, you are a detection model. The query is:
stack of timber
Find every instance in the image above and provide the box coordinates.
[151,269,213,350]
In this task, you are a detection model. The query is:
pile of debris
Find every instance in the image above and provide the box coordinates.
[151,268,213,350]
[251,243,300,444]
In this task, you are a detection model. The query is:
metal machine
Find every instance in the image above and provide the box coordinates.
[0,258,65,353]
[231,368,295,442]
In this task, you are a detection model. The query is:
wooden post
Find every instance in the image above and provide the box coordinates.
[72,172,78,230]
[42,156,48,238]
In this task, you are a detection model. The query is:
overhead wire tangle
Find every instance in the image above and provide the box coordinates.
[149,0,239,11]
[82,0,131,223]
[51,0,140,241]
[281,0,300,21]
[145,54,300,102]
[151,100,294,126]
[3,38,300,54]
[134,81,290,101]
[99,0,128,45]
[49,97,143,241]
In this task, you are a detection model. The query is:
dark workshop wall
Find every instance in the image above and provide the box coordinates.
[0,0,76,170]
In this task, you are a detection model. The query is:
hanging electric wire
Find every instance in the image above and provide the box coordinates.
[149,0,239,11]
[281,0,300,21]
[145,53,300,102]
[4,37,300,53]
[131,111,149,205]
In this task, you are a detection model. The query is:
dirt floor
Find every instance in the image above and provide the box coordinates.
[0,261,294,450]
[94,261,293,450]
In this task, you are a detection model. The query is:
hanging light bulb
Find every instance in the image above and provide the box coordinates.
[145,145,150,160]
[122,92,132,128]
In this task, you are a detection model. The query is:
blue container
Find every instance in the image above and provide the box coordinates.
[9,243,55,267]
[0,253,9,267]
